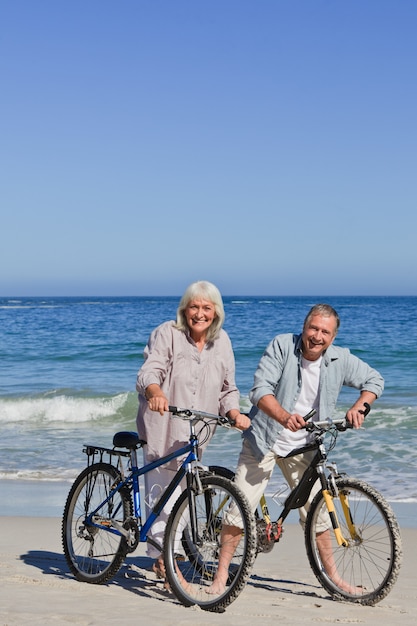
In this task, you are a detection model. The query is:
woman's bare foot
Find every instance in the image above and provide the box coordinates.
[152,556,166,579]
[152,556,171,592]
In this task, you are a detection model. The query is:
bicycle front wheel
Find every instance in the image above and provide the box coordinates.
[305,477,402,605]
[62,463,133,584]
[164,474,256,612]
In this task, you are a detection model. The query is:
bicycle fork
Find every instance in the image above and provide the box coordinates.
[321,465,361,547]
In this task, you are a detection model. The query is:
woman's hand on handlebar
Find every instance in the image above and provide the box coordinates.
[145,384,169,415]
[228,412,251,431]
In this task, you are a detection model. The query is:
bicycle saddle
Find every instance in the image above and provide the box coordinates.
[113,431,146,449]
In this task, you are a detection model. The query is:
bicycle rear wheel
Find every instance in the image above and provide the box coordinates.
[305,477,402,605]
[164,474,256,612]
[62,462,133,584]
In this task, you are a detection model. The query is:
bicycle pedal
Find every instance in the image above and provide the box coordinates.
[274,524,283,542]
[266,522,283,543]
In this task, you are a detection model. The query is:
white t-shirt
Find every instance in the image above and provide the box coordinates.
[272,355,322,457]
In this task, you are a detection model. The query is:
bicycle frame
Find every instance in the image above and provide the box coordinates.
[83,423,205,549]
[272,443,322,526]
[259,408,371,548]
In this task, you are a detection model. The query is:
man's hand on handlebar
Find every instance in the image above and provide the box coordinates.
[281,412,309,432]
[346,401,372,429]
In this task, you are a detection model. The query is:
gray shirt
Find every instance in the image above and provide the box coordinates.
[244,332,384,461]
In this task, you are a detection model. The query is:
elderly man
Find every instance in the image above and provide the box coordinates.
[209,303,384,595]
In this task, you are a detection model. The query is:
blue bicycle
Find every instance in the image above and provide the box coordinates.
[62,406,257,612]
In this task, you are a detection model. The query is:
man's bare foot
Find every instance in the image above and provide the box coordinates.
[206,576,226,595]
[333,576,364,595]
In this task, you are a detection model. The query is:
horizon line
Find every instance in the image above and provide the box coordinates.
[1,294,416,299]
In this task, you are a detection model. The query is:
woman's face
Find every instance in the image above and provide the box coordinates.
[185,298,217,339]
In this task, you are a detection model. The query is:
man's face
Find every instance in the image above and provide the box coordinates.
[301,314,338,361]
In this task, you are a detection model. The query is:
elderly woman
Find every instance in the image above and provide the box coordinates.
[136,280,249,584]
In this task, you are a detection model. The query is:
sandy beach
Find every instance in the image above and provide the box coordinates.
[0,515,415,626]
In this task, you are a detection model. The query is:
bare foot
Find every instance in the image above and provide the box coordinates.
[152,557,166,579]
[333,576,365,595]
[206,576,226,595]
[152,557,171,592]
[173,558,193,594]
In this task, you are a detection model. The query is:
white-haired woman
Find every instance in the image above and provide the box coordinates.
[136,280,249,585]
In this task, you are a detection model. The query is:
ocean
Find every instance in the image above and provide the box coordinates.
[1,295,416,524]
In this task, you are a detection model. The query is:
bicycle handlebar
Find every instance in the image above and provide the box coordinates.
[168,405,235,428]
[169,401,371,433]
[304,402,371,432]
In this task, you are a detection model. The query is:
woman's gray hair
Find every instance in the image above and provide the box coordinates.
[303,303,340,333]
[175,280,225,342]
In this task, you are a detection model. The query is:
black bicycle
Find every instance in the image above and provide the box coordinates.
[212,404,402,605]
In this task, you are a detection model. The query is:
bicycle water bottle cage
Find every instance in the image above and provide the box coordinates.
[113,431,146,449]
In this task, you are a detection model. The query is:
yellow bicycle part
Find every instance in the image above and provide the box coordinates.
[322,490,349,547]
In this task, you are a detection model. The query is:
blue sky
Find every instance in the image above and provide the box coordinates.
[2,0,416,297]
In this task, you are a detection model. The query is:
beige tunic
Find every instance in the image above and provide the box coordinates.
[136,320,240,466]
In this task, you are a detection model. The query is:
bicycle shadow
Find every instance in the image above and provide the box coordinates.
[20,548,325,604]
[247,571,324,599]
[20,549,325,602]
[19,550,183,605]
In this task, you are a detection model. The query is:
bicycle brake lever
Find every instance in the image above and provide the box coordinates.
[168,405,192,417]
[342,402,371,430]
[217,415,231,426]
[359,402,371,417]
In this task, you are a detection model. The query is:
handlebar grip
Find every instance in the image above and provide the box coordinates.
[303,408,317,422]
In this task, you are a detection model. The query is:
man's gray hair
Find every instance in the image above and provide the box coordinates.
[304,303,340,333]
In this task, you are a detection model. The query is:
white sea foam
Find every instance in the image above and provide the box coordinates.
[0,392,130,424]
[0,468,78,481]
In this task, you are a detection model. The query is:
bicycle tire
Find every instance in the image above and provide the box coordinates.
[163,474,257,612]
[206,465,267,555]
[208,465,235,480]
[181,466,238,578]
[305,477,402,605]
[62,462,133,584]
